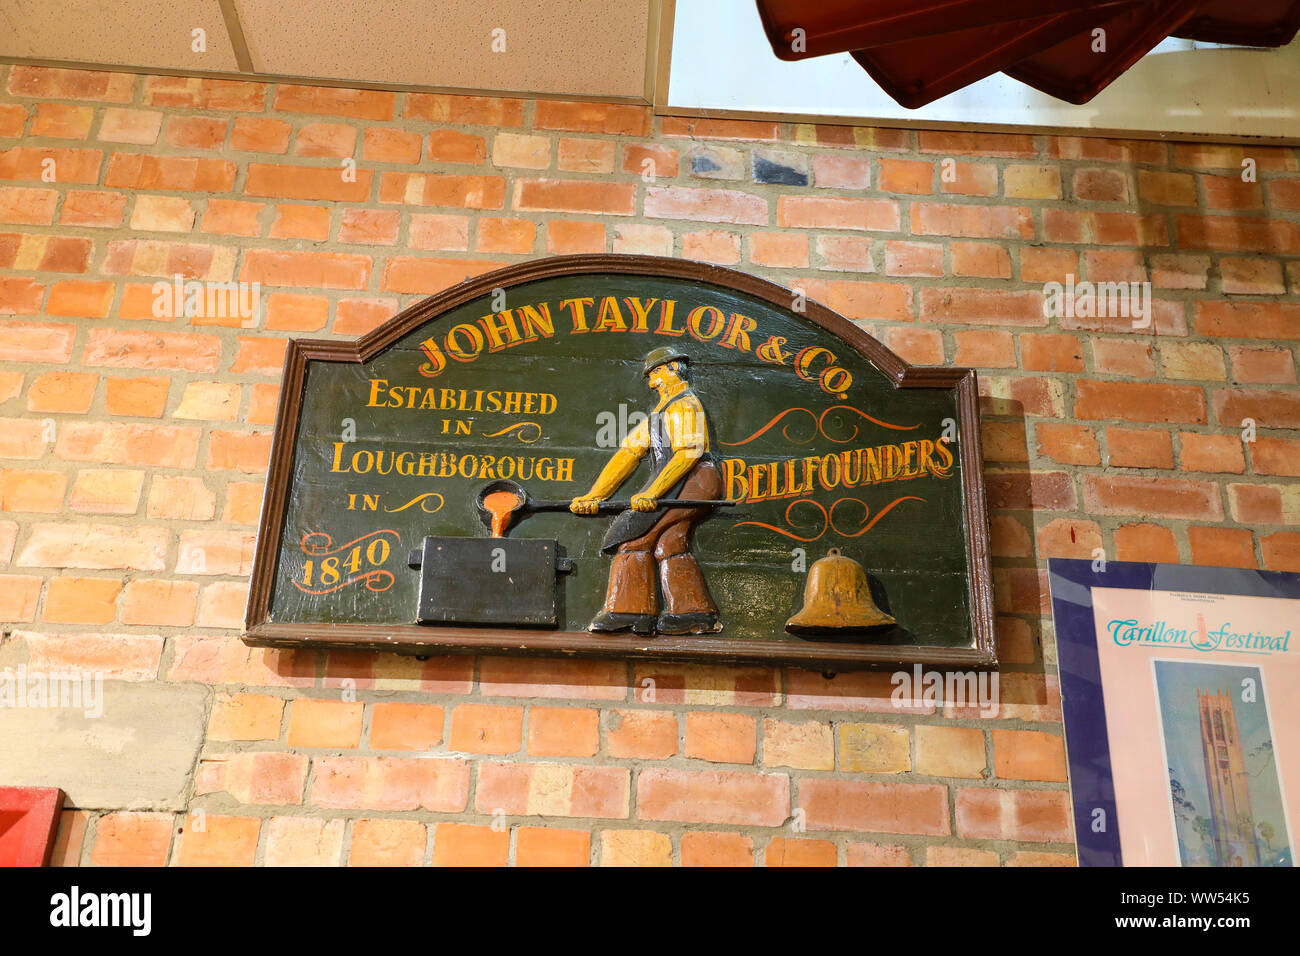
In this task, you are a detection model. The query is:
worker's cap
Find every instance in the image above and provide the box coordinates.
[643,347,689,376]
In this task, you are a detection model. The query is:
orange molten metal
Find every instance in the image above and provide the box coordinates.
[483,490,524,537]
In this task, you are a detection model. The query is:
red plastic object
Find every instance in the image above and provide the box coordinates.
[851,2,1145,108]
[0,786,64,867]
[1004,1,1199,104]
[1174,0,1300,45]
[755,0,1138,59]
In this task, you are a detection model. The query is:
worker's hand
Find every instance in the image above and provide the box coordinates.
[569,494,602,515]
[631,493,658,512]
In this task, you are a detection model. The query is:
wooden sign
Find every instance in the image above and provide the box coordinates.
[244,255,995,670]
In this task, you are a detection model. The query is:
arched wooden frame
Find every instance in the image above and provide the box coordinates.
[244,254,997,671]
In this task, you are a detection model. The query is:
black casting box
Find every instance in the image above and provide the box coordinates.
[409,536,573,627]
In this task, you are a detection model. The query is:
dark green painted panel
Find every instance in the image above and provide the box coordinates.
[268,273,974,649]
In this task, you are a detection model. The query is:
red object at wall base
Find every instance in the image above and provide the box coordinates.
[0,787,65,867]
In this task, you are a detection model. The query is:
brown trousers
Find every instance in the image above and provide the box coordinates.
[602,461,721,617]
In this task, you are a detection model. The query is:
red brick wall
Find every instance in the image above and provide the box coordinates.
[2,64,1297,867]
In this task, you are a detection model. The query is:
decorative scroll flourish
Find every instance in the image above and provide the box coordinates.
[294,529,402,595]
[829,496,925,538]
[722,405,919,447]
[383,492,445,514]
[735,498,829,542]
[735,495,923,542]
[482,421,542,443]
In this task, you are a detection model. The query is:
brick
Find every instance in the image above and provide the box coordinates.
[982,421,1028,463]
[1082,475,1223,520]
[801,779,950,835]
[175,529,255,575]
[0,468,65,513]
[0,417,49,458]
[350,819,426,866]
[847,843,914,866]
[600,830,672,867]
[405,93,524,126]
[91,813,173,866]
[643,186,765,225]
[432,823,508,866]
[637,769,787,826]
[196,751,307,805]
[264,817,343,867]
[919,288,1046,327]
[528,706,599,757]
[1020,334,1084,373]
[269,205,330,240]
[476,762,629,818]
[940,161,998,197]
[992,729,1067,782]
[1092,339,1156,377]
[176,815,261,866]
[1114,522,1180,562]
[0,371,20,403]
[0,104,24,137]
[69,469,144,514]
[516,827,590,867]
[0,575,42,621]
[839,723,910,773]
[767,837,837,867]
[265,293,328,332]
[339,209,400,246]
[449,703,523,754]
[147,476,216,520]
[885,241,943,277]
[381,256,506,294]
[370,702,444,751]
[476,217,536,254]
[480,657,627,700]
[196,581,248,628]
[25,370,97,412]
[165,116,227,151]
[912,203,1033,239]
[878,158,931,194]
[1179,432,1245,473]
[244,163,370,202]
[558,138,616,174]
[1074,380,1206,424]
[492,132,551,169]
[612,224,672,256]
[230,116,290,153]
[47,280,114,318]
[681,831,754,867]
[1003,164,1061,199]
[1019,247,1078,283]
[1162,342,1225,382]
[334,297,398,336]
[311,757,469,812]
[426,129,484,164]
[816,235,872,272]
[197,199,261,237]
[882,327,943,365]
[55,421,200,468]
[222,481,265,525]
[1196,301,1300,340]
[0,146,101,183]
[919,129,1035,156]
[682,229,740,265]
[210,693,284,741]
[1106,426,1174,468]
[378,173,506,209]
[749,232,808,269]
[0,186,56,224]
[813,154,869,189]
[168,635,314,688]
[85,328,221,371]
[40,576,119,624]
[927,846,1000,867]
[954,330,1015,368]
[241,250,370,290]
[685,712,756,764]
[408,214,469,251]
[952,241,1011,278]
[1251,437,1300,477]
[1215,388,1300,429]
[105,376,169,418]
[105,153,235,193]
[274,85,393,120]
[539,101,649,135]
[624,144,678,179]
[2,235,92,272]
[292,122,355,158]
[120,578,198,626]
[1178,215,1299,253]
[607,710,677,759]
[1188,526,1256,568]
[1007,851,1076,867]
[1229,346,1296,385]
[662,116,777,141]
[1221,258,1285,295]
[778,196,897,232]
[1262,532,1300,572]
[362,127,423,164]
[688,144,743,179]
[786,667,934,714]
[915,725,986,778]
[955,789,1071,842]
[762,718,834,770]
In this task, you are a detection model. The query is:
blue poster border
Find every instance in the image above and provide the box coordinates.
[1047,558,1300,867]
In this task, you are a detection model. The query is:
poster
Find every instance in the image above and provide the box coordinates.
[1049,559,1298,867]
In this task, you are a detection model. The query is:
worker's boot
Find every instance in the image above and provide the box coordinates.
[589,551,656,635]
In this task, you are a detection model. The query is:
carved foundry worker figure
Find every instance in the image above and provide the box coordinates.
[570,348,723,636]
